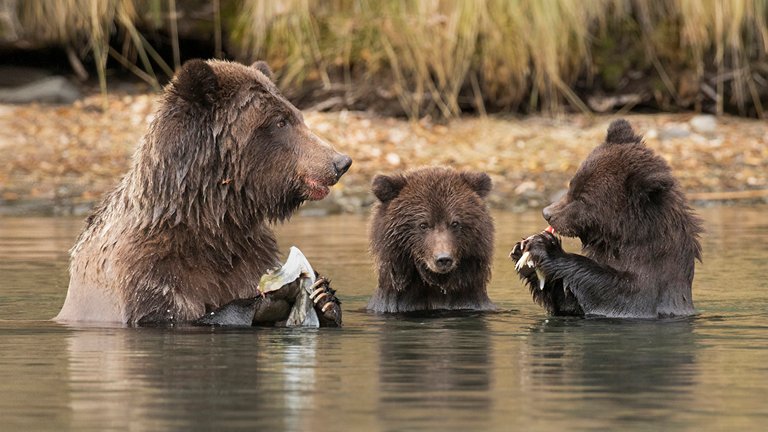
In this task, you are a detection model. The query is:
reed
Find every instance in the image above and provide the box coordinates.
[9,0,768,118]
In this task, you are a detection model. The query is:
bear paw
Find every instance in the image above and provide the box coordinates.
[521,231,563,265]
[309,276,342,327]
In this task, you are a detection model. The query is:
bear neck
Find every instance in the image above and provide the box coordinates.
[585,189,702,264]
[122,141,275,241]
[121,108,304,239]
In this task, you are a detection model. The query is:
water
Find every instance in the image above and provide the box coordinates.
[0,207,767,431]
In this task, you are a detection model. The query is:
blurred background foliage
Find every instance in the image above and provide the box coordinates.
[1,0,767,118]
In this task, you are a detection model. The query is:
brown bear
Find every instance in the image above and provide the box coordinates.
[367,167,496,313]
[510,119,702,318]
[55,59,351,326]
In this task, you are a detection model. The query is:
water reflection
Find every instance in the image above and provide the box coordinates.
[519,317,699,427]
[62,325,330,430]
[376,313,493,430]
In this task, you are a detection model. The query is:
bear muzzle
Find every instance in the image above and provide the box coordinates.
[542,201,569,236]
[425,229,458,274]
[302,153,352,201]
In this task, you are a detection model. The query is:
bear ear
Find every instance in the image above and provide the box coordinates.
[606,119,642,145]
[626,171,674,204]
[251,61,274,81]
[172,59,219,107]
[462,171,492,198]
[372,174,407,203]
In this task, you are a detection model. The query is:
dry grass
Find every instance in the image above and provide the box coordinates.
[8,0,768,118]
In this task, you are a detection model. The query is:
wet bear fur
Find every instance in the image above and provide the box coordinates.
[511,119,702,318]
[56,59,351,325]
[368,167,496,313]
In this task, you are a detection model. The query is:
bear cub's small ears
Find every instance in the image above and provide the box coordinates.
[462,171,492,198]
[627,171,674,202]
[251,61,274,81]
[172,59,219,107]
[606,119,642,145]
[372,174,407,202]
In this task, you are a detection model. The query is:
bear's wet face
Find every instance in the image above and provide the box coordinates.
[160,59,352,224]
[245,107,350,206]
[368,167,496,312]
[543,155,621,244]
[373,172,488,283]
[543,121,673,248]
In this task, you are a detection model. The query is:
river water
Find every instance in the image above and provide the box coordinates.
[0,207,766,431]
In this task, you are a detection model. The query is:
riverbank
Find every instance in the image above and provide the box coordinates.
[1,90,766,216]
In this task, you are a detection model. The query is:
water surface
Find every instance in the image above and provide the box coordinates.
[1,207,767,431]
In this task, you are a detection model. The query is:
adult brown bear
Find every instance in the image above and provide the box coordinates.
[55,60,350,326]
[367,167,496,313]
[511,119,702,318]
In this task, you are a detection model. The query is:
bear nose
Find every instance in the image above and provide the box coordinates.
[435,254,454,270]
[542,205,553,222]
[333,155,352,179]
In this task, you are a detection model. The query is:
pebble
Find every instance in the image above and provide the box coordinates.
[386,152,401,166]
[658,123,691,140]
[689,114,717,135]
[514,180,537,195]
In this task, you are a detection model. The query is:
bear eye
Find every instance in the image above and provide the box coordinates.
[275,118,287,129]
[419,222,429,230]
[450,221,461,229]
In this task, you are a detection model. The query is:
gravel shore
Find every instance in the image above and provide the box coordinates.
[1,91,766,216]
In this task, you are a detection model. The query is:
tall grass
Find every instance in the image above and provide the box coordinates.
[9,0,768,118]
[16,0,171,94]
[231,0,768,117]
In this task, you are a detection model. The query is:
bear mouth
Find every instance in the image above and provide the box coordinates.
[425,262,456,275]
[545,223,575,238]
[419,262,456,281]
[303,178,335,201]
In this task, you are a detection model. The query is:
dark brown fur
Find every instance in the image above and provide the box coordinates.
[56,59,351,325]
[511,119,702,318]
[367,167,496,313]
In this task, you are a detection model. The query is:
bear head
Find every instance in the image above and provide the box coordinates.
[542,119,685,249]
[135,59,352,229]
[370,167,494,288]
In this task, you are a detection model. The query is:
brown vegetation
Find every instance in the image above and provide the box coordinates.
[1,90,766,215]
[3,0,768,118]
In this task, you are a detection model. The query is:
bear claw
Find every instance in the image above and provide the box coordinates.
[515,251,537,271]
[308,276,342,327]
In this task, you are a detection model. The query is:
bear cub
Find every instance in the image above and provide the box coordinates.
[368,167,496,313]
[511,119,702,318]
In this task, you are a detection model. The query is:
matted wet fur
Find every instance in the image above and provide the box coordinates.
[367,167,496,313]
[511,119,702,318]
[55,59,351,325]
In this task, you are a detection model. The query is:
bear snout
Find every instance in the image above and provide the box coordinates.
[333,154,352,180]
[543,204,554,222]
[433,253,455,273]
[298,132,352,200]
[425,229,458,274]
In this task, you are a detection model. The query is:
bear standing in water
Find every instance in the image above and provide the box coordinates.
[368,167,496,313]
[56,60,350,326]
[511,119,702,318]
